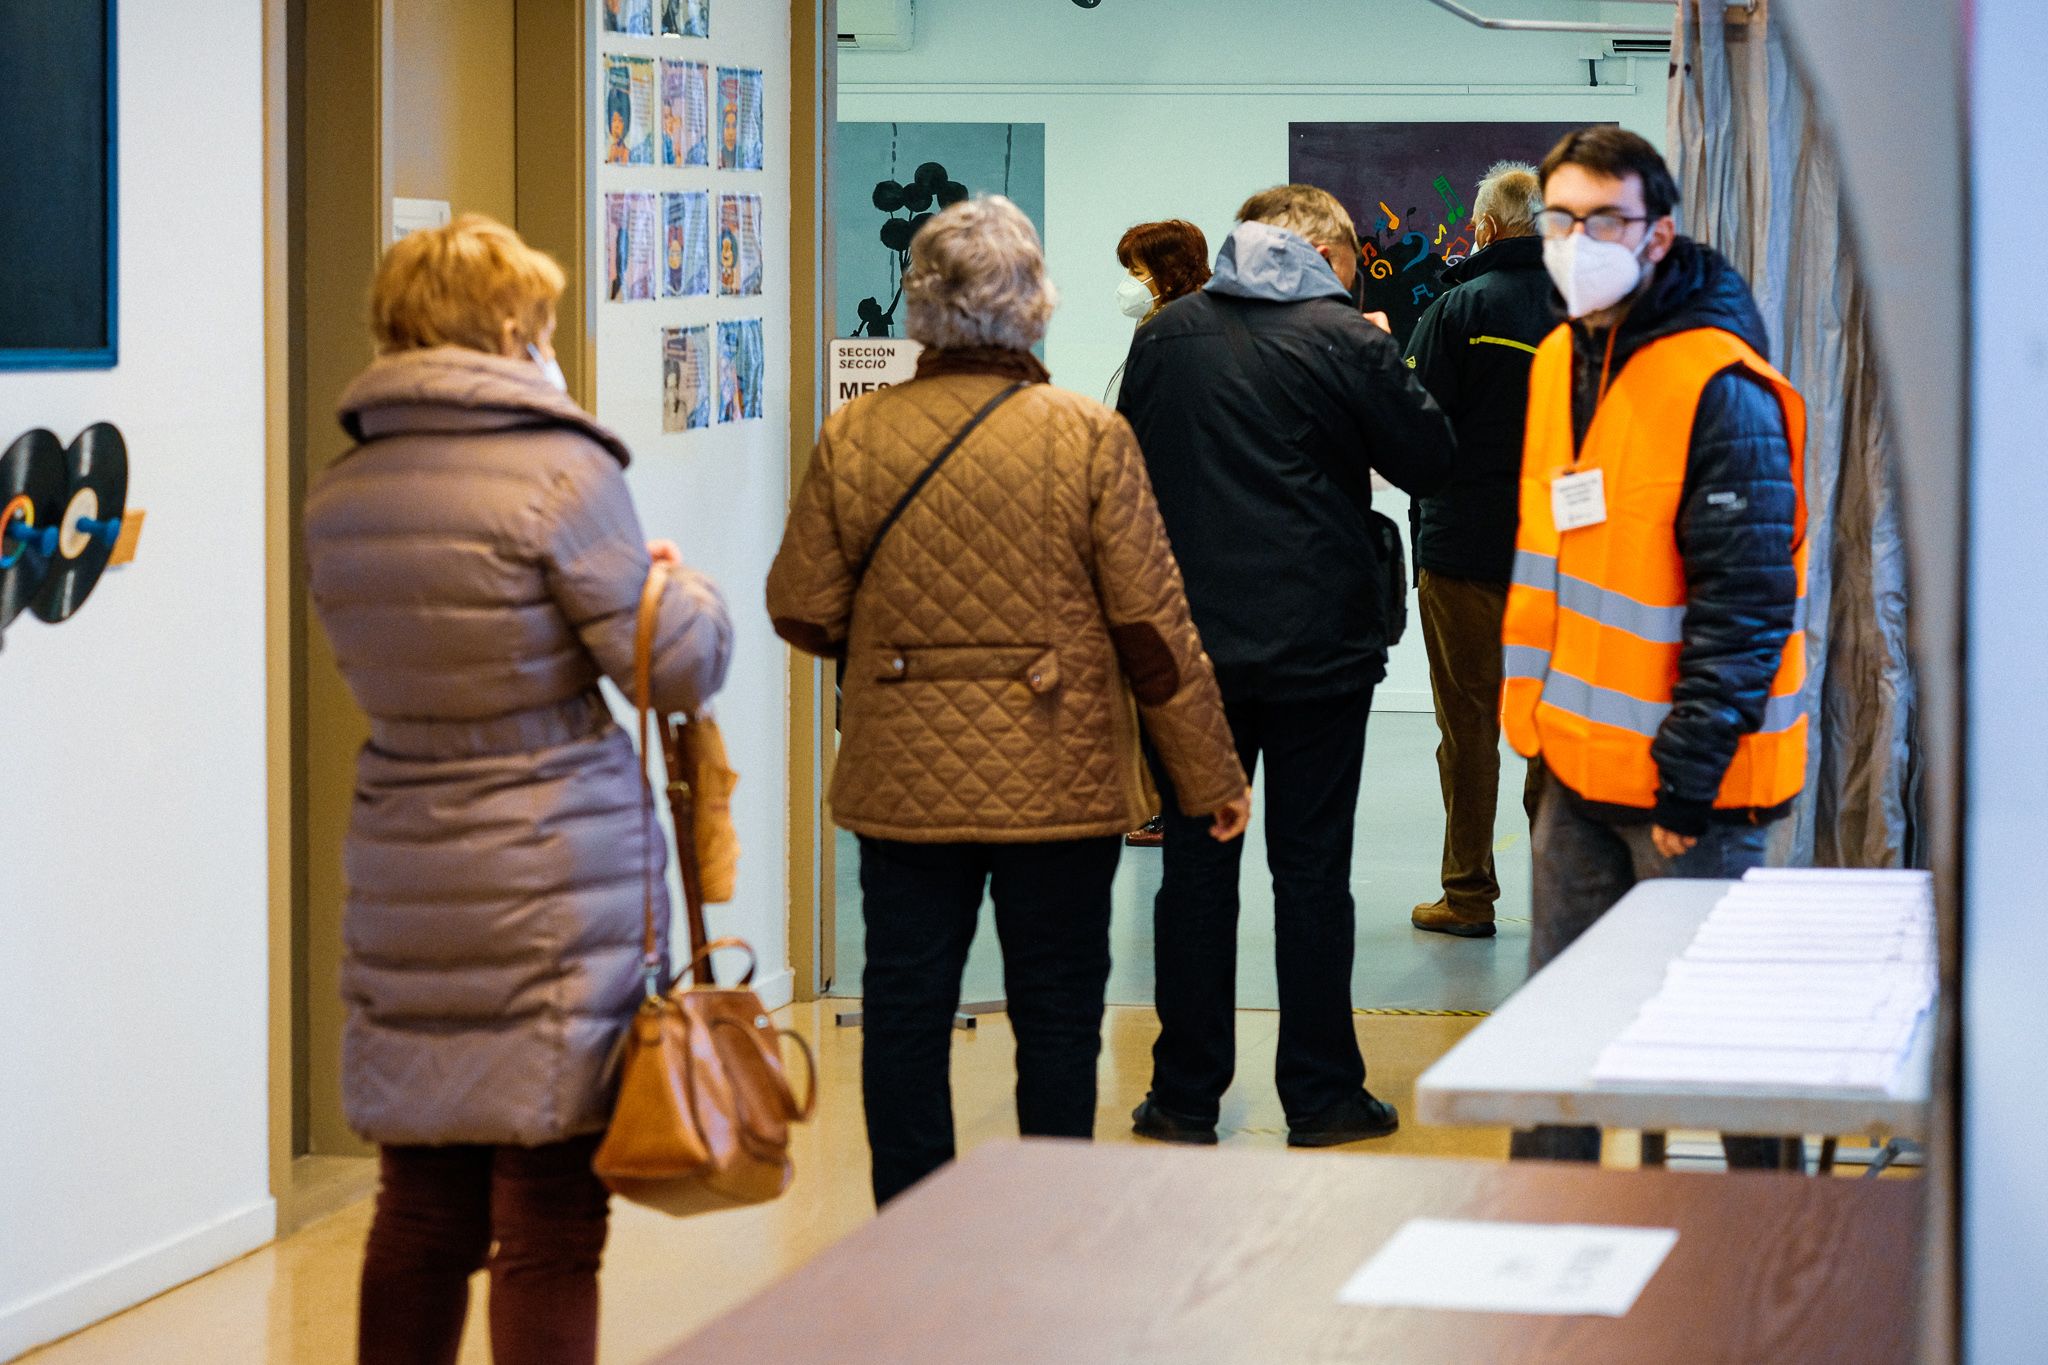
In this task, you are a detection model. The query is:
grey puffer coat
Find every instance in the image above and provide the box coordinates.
[307,346,732,1147]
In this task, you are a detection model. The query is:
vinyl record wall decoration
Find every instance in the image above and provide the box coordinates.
[0,423,143,641]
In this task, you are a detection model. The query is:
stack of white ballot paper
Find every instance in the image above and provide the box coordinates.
[1590,868,1935,1095]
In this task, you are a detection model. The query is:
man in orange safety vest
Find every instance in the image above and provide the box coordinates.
[1504,127,1809,1170]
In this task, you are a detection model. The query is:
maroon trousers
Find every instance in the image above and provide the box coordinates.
[357,1134,610,1365]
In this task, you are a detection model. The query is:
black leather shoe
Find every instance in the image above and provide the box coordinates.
[1287,1092,1400,1148]
[1131,1097,1219,1146]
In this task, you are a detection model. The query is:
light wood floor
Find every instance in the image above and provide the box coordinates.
[24,1004,1503,1363]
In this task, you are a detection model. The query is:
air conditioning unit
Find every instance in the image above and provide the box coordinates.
[1608,37,1672,56]
[838,0,914,51]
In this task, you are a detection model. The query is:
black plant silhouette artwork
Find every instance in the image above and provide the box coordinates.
[855,160,969,337]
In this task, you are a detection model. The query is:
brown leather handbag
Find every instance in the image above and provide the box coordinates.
[593,563,817,1217]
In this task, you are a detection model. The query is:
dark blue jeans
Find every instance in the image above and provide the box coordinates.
[1147,685,1375,1126]
[858,835,1120,1206]
[1509,767,1786,1169]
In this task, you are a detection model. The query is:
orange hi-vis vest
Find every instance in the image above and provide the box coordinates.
[1501,325,1809,813]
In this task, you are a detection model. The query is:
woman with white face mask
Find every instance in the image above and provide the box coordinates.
[1104,218,1214,844]
[1104,219,1212,403]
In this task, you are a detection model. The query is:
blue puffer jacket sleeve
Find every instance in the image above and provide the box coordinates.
[1650,368,1801,835]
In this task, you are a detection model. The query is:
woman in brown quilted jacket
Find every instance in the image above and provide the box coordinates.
[306,216,732,1365]
[768,196,1250,1206]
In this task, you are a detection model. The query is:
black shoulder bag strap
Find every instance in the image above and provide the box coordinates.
[1209,298,1408,647]
[851,381,1026,590]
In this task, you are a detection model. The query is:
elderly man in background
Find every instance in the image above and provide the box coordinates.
[1118,184,1456,1149]
[1401,161,1555,939]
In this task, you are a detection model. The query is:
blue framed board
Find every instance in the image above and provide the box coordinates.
[0,0,119,370]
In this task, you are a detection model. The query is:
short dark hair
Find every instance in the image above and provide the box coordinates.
[1538,126,1681,220]
[1116,220,1212,305]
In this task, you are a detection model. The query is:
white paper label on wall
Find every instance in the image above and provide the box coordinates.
[392,198,452,244]
[829,338,924,413]
[1337,1218,1678,1317]
[1551,467,1608,532]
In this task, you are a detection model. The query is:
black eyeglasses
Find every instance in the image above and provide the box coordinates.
[1535,208,1653,244]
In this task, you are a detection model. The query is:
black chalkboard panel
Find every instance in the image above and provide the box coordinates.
[0,1,117,369]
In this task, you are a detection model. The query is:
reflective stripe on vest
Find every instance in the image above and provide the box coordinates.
[1500,324,1810,812]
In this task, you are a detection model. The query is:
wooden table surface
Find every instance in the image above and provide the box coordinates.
[655,1140,1921,1365]
[1416,878,1933,1138]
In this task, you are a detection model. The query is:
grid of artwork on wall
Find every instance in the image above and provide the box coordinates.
[599,0,767,432]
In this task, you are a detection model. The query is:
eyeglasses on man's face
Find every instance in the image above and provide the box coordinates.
[1535,208,1654,243]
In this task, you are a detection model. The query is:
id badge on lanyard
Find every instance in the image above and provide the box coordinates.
[1551,467,1607,533]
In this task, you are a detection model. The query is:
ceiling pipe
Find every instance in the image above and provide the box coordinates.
[1419,0,1672,36]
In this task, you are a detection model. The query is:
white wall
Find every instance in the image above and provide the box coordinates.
[841,0,1669,710]
[1966,0,2048,1355]
[590,2,795,1006]
[0,1,274,1355]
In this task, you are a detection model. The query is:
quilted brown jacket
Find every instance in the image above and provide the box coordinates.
[768,348,1245,843]
[307,346,732,1147]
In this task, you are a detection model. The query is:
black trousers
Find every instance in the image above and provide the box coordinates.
[858,834,1120,1206]
[1148,685,1375,1125]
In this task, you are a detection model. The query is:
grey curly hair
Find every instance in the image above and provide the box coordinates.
[902,195,1058,352]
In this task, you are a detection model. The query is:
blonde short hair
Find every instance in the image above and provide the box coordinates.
[903,196,1058,352]
[1236,184,1359,257]
[1474,162,1543,237]
[370,213,566,355]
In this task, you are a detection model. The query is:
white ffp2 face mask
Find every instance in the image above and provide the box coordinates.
[527,343,569,392]
[1543,232,1651,319]
[1116,275,1156,320]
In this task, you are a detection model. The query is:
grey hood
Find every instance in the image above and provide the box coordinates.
[1204,221,1352,304]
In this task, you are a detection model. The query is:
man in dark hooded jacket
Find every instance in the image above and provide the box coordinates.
[1507,126,1807,1170]
[1401,160,1554,940]
[1117,184,1456,1150]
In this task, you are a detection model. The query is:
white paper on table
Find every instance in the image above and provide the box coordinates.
[1336,1219,1678,1318]
[1589,1040,1911,1093]
[1742,867,1933,886]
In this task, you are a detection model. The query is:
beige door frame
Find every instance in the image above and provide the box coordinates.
[268,0,835,1211]
[787,0,838,1001]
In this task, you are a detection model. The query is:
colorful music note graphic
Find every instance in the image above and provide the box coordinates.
[1432,174,1467,228]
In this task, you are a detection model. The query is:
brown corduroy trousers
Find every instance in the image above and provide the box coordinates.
[357,1133,610,1365]
[1417,570,1543,921]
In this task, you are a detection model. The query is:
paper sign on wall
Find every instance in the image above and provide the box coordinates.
[1337,1219,1678,1317]
[391,198,450,244]
[828,338,923,413]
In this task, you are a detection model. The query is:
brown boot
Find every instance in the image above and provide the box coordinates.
[1411,898,1496,938]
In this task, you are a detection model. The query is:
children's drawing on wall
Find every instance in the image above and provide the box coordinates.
[1289,121,1594,347]
[605,192,658,302]
[834,123,1047,341]
[661,60,710,168]
[665,192,711,298]
[716,67,765,171]
[661,0,708,38]
[718,319,765,423]
[718,194,764,297]
[604,55,657,166]
[604,0,654,36]
[663,326,712,433]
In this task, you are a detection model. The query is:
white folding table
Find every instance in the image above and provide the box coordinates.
[1415,878,1933,1147]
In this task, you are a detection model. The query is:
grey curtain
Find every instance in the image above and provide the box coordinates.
[1669,0,1918,867]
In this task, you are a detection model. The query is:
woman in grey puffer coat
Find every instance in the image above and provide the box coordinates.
[305,215,731,1365]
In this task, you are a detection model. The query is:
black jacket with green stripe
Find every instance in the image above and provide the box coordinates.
[1404,235,1553,583]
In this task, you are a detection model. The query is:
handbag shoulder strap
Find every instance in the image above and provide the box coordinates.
[635,562,710,993]
[851,380,1026,591]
